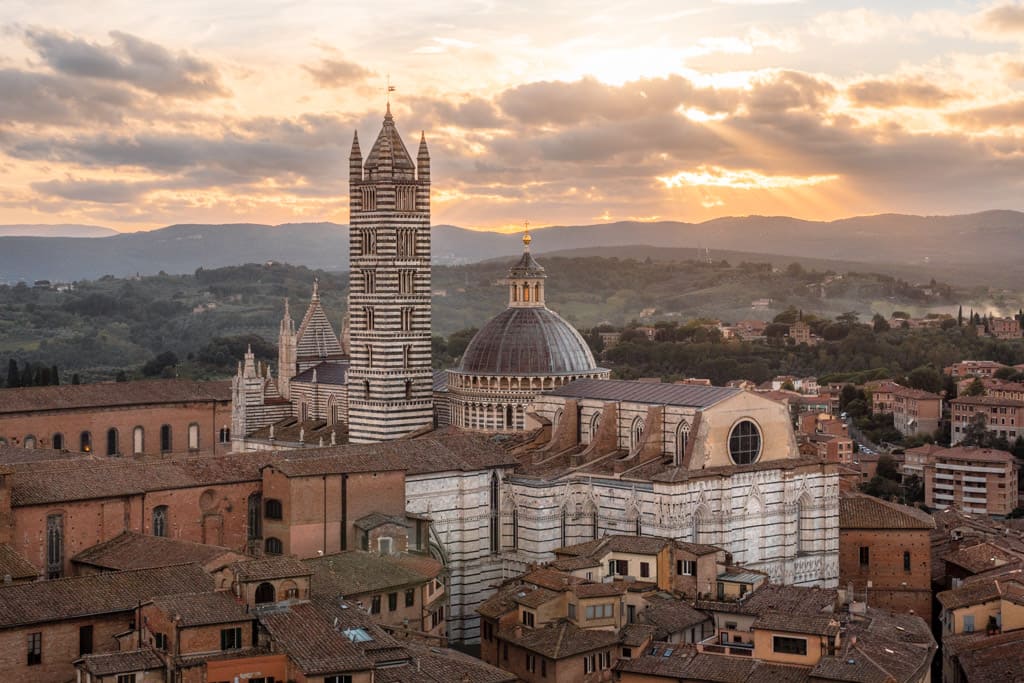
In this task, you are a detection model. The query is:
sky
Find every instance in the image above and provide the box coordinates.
[1,1,1024,232]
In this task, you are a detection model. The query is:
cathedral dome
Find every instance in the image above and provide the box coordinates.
[459,306,599,375]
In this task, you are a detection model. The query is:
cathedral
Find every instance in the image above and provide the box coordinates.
[227,104,841,642]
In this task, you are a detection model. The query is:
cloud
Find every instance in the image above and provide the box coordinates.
[0,68,137,125]
[947,100,1024,129]
[30,177,162,203]
[744,70,835,114]
[979,2,1024,34]
[25,29,228,98]
[847,78,956,108]
[302,58,374,87]
[408,96,505,129]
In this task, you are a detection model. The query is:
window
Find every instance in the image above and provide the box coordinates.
[378,537,392,554]
[153,632,167,650]
[363,269,376,294]
[80,430,92,453]
[23,434,36,449]
[221,627,242,650]
[773,636,808,656]
[585,603,613,619]
[160,424,172,452]
[490,472,500,554]
[402,344,412,369]
[371,595,381,614]
[600,651,612,669]
[248,493,262,540]
[405,379,413,400]
[27,632,41,665]
[503,642,508,660]
[264,537,283,555]
[364,306,375,330]
[541,659,547,677]
[568,603,577,620]
[106,428,118,456]
[133,426,144,454]
[401,307,413,331]
[265,499,283,520]
[963,615,975,633]
[117,675,137,683]
[46,513,63,579]
[388,592,398,611]
[483,620,493,641]
[584,654,596,674]
[219,427,230,443]
[405,588,415,607]
[325,677,353,683]
[397,228,416,257]
[859,546,870,570]
[361,187,377,212]
[431,606,444,629]
[51,433,63,450]
[904,551,911,572]
[526,653,536,673]
[188,423,199,450]
[397,185,416,211]
[728,419,761,465]
[677,559,696,576]
[79,625,93,655]
[640,562,650,578]
[255,582,276,604]
[615,559,628,575]
[399,269,414,294]
[152,506,168,537]
[522,610,535,627]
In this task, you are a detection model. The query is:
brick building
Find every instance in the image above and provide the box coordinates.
[944,359,1009,380]
[950,394,1024,445]
[0,379,232,456]
[838,493,934,621]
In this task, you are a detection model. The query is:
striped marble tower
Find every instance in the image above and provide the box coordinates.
[346,105,434,442]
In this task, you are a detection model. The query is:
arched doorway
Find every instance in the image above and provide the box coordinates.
[255,582,276,604]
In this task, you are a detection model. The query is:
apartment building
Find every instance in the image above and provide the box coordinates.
[950,395,1024,445]
[923,446,1019,516]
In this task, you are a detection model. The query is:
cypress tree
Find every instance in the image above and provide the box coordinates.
[50,365,59,385]
[71,374,81,385]
[6,359,19,388]
[957,305,963,327]
[20,363,33,387]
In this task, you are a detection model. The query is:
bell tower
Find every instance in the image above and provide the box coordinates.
[346,106,434,442]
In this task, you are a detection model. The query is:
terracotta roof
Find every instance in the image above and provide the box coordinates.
[353,513,408,531]
[945,541,1021,574]
[0,379,230,414]
[951,395,1024,407]
[305,551,436,598]
[498,620,619,658]
[639,596,710,637]
[515,586,561,607]
[0,445,96,464]
[549,555,602,571]
[648,455,827,483]
[574,582,626,598]
[679,652,758,682]
[72,531,242,571]
[258,600,375,674]
[892,385,941,400]
[389,552,444,580]
[931,446,1015,464]
[10,453,263,506]
[0,564,213,628]
[697,584,837,617]
[477,581,526,619]
[753,611,839,636]
[839,494,935,530]
[938,577,1024,610]
[811,608,935,683]
[614,642,697,677]
[292,360,348,386]
[553,534,675,558]
[75,648,164,676]
[620,623,658,647]
[232,557,312,582]
[0,543,38,581]
[377,641,517,683]
[746,663,811,683]
[149,591,251,627]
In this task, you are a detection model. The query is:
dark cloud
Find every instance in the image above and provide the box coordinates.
[0,68,137,125]
[497,75,738,126]
[26,29,228,98]
[744,71,835,115]
[980,3,1024,33]
[847,78,955,108]
[947,100,1024,129]
[302,58,373,87]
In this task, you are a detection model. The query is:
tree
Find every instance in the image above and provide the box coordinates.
[71,374,81,385]
[872,314,890,333]
[861,476,901,499]
[960,412,992,447]
[906,366,942,394]
[142,351,178,377]
[964,378,985,396]
[50,365,59,385]
[957,305,963,327]
[6,359,19,388]
[876,454,900,481]
[781,380,795,391]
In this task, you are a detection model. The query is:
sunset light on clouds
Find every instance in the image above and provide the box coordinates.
[2,0,1024,231]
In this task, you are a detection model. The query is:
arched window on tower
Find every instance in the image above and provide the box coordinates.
[522,284,530,302]
[51,433,63,450]
[160,425,172,452]
[675,421,690,465]
[106,428,118,456]
[630,417,645,451]
[133,426,144,454]
[80,431,92,453]
[589,411,602,442]
[561,507,568,547]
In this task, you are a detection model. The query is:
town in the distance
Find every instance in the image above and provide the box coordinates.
[2,108,1024,683]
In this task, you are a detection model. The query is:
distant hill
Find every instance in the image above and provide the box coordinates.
[0,211,1022,285]
[0,224,117,238]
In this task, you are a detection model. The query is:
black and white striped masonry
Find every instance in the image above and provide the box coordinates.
[346,106,434,443]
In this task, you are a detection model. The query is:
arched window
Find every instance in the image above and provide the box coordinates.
[522,284,530,302]
[46,512,64,579]
[634,513,642,537]
[300,402,308,422]
[80,431,92,453]
[265,499,283,520]
[589,411,602,441]
[255,581,276,603]
[692,506,707,544]
[152,506,168,537]
[106,428,118,456]
[188,423,199,450]
[264,538,282,556]
[327,397,337,426]
[534,283,540,301]
[553,408,563,431]
[248,493,262,541]
[675,421,690,465]
[797,494,814,555]
[489,473,500,554]
[160,425,172,452]
[511,508,519,551]
[51,433,63,450]
[405,379,413,400]
[561,507,568,547]
[589,503,599,540]
[630,417,645,451]
[133,426,144,454]
[23,435,36,449]
[505,405,513,429]
[512,285,518,302]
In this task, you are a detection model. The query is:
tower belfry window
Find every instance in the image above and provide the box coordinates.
[361,187,377,211]
[397,185,416,210]
[401,307,414,331]
[363,270,376,293]
[398,228,416,258]
[364,306,375,330]
[399,269,414,294]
